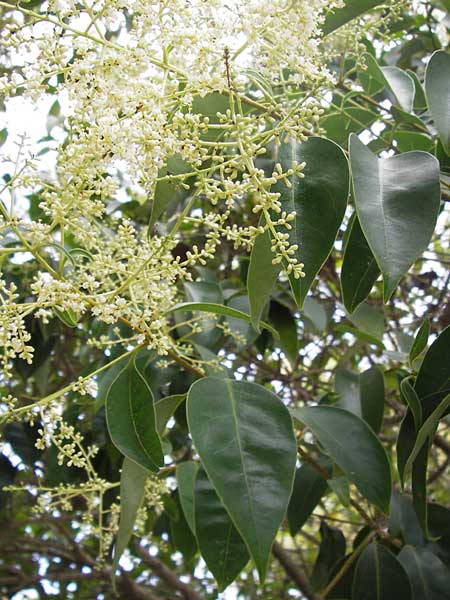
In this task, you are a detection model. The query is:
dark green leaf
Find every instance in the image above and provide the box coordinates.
[187,377,297,580]
[287,461,330,536]
[194,466,249,591]
[311,521,346,591]
[389,490,425,547]
[105,356,164,471]
[410,318,430,364]
[334,367,385,433]
[247,228,280,331]
[292,406,391,512]
[398,545,450,600]
[400,378,422,432]
[170,492,198,561]
[349,134,441,301]
[415,324,450,401]
[341,213,380,313]
[352,542,412,600]
[176,461,198,534]
[269,301,298,367]
[273,137,349,308]
[113,457,148,571]
[425,50,450,154]
[407,70,428,112]
[328,475,350,507]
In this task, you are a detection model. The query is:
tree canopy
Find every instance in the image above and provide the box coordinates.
[0,0,449,598]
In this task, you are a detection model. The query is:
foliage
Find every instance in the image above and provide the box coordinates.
[0,0,449,598]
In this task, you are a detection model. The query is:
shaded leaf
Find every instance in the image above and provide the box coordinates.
[176,461,199,534]
[409,318,430,364]
[352,542,411,600]
[425,50,450,154]
[341,213,380,313]
[292,406,391,512]
[287,461,330,536]
[194,466,249,591]
[311,521,346,591]
[398,545,450,600]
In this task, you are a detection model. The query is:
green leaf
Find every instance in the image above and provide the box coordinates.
[425,50,450,154]
[407,70,428,112]
[349,134,441,301]
[292,406,391,513]
[170,492,198,561]
[322,106,378,146]
[247,228,280,331]
[352,542,412,600]
[226,294,258,349]
[328,475,350,507]
[169,302,278,338]
[311,521,346,591]
[273,137,349,308]
[322,0,385,35]
[269,301,298,367]
[409,318,430,364]
[287,461,330,536]
[389,490,425,547]
[194,466,249,591]
[183,281,224,347]
[176,461,199,534]
[415,324,450,401]
[187,377,297,580]
[398,545,450,600]
[334,367,385,433]
[361,54,415,113]
[149,154,192,229]
[105,356,164,471]
[404,392,450,478]
[154,394,185,435]
[400,377,422,432]
[303,297,328,332]
[113,457,148,572]
[54,307,79,328]
[341,212,380,313]
[348,302,384,340]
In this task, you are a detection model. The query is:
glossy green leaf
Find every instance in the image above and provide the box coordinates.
[334,367,385,433]
[400,378,422,432]
[105,357,164,471]
[322,0,384,35]
[273,137,349,308]
[113,457,148,572]
[0,128,7,148]
[247,228,280,331]
[362,54,415,113]
[187,377,297,580]
[398,545,450,600]
[292,406,391,512]
[226,294,258,349]
[194,466,249,591]
[425,50,450,154]
[303,297,328,332]
[341,213,380,313]
[349,134,441,301]
[322,106,378,146]
[352,542,412,600]
[168,302,278,338]
[182,281,223,347]
[287,461,330,536]
[154,394,185,435]
[410,318,430,364]
[311,521,346,590]
[176,461,198,534]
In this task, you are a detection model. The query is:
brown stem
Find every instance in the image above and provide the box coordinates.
[272,541,317,600]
